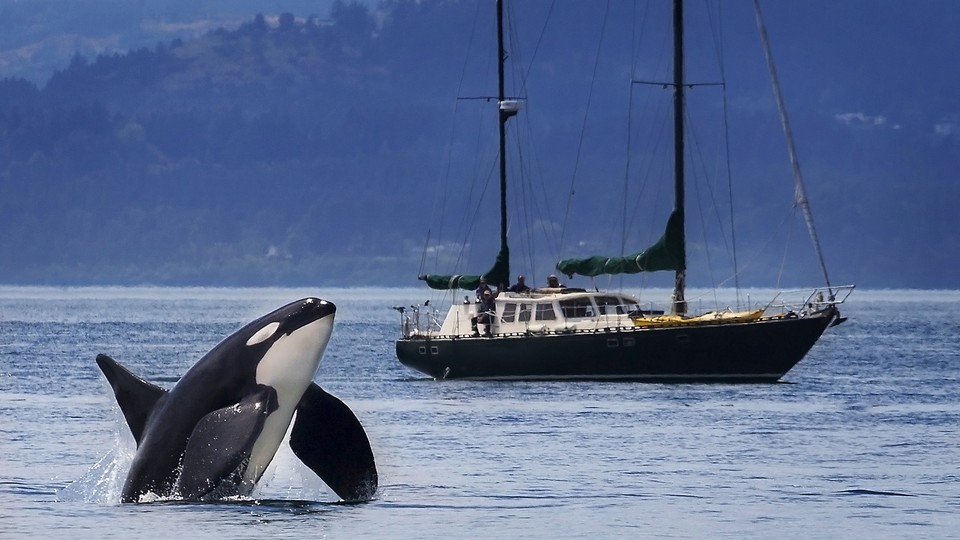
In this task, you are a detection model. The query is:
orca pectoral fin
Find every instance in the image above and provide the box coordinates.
[96,354,167,446]
[290,383,378,502]
[176,385,278,500]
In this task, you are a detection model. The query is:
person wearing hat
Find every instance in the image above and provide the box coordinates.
[473,287,497,337]
[475,276,493,301]
[547,274,565,288]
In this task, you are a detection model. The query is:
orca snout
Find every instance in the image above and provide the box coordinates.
[280,297,336,333]
[302,297,336,319]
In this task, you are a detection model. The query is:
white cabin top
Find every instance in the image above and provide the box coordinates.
[430,289,645,338]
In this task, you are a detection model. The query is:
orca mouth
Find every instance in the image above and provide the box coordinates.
[279,298,336,336]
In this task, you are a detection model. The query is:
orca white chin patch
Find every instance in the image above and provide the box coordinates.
[246,316,334,484]
[255,317,331,395]
[247,321,281,346]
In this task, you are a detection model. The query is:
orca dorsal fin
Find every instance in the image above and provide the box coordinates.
[96,354,168,446]
[290,383,378,502]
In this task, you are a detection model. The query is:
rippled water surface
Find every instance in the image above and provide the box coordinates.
[2,287,959,538]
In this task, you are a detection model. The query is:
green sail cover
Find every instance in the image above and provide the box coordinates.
[557,210,685,278]
[420,245,510,291]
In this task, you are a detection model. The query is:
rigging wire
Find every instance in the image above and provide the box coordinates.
[683,114,720,303]
[619,2,639,294]
[624,1,673,264]
[676,1,747,310]
[776,206,799,290]
[417,229,432,278]
[513,115,559,284]
[684,88,742,307]
[424,0,485,298]
[518,1,556,97]
[619,0,652,294]
[704,0,743,309]
[557,0,612,265]
[753,0,834,293]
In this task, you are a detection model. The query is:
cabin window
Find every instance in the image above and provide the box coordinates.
[502,303,517,323]
[596,296,631,315]
[559,298,595,319]
[518,304,532,322]
[535,303,556,321]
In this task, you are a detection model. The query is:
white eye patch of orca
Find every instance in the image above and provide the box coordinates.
[246,321,281,346]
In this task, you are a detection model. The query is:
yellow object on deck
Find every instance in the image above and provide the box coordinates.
[632,309,765,328]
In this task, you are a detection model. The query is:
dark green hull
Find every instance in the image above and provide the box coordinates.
[396,308,838,382]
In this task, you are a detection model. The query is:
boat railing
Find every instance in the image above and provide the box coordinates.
[395,301,443,338]
[763,285,855,316]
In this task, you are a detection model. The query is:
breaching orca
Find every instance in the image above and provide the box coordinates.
[96,297,377,503]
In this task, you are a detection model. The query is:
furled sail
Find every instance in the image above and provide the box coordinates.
[557,210,685,279]
[420,245,510,291]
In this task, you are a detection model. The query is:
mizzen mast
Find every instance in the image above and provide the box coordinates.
[671,0,687,314]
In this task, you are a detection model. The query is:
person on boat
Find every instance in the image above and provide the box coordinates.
[546,274,565,289]
[475,277,493,301]
[472,289,497,337]
[508,274,530,293]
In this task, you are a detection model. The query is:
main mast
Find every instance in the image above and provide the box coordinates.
[672,0,687,314]
[496,0,513,270]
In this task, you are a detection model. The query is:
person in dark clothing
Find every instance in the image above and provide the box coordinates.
[508,275,530,293]
[472,289,497,337]
[476,277,493,301]
[547,274,565,288]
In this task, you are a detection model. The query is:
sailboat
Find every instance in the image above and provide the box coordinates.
[395,0,853,382]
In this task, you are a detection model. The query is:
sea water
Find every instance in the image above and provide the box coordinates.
[1,286,958,538]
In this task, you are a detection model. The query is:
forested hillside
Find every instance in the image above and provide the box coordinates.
[0,2,478,285]
[0,0,957,288]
